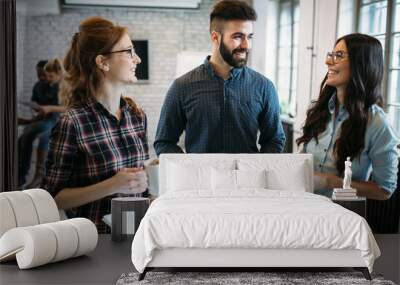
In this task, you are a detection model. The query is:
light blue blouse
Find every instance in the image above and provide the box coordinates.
[304,95,399,197]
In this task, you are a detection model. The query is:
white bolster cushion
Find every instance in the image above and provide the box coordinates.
[1,191,39,228]
[66,218,98,257]
[23,189,60,224]
[0,225,57,269]
[0,218,98,269]
[0,196,17,237]
[42,222,79,262]
[0,189,60,238]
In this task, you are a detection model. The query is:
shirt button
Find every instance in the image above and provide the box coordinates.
[324,149,327,152]
[338,118,341,122]
[319,164,322,168]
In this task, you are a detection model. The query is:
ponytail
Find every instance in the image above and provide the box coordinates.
[64,33,85,97]
[63,32,90,107]
[63,17,143,116]
[63,17,127,107]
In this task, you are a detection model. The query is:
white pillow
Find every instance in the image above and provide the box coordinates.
[265,163,307,191]
[211,168,237,190]
[211,169,267,190]
[167,162,211,191]
[237,157,311,192]
[236,169,267,188]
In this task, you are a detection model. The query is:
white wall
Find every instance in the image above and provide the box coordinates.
[293,0,339,151]
[252,0,340,152]
[250,0,267,75]
[17,0,60,16]
[251,0,278,82]
[17,0,216,159]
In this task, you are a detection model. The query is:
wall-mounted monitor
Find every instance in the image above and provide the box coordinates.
[132,40,149,81]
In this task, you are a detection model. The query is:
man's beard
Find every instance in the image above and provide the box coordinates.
[219,36,249,68]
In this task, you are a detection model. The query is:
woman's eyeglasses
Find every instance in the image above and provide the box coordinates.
[326,51,348,63]
[103,47,136,59]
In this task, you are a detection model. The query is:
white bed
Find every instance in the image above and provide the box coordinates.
[131,154,380,280]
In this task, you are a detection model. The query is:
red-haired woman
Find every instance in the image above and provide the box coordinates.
[41,17,149,233]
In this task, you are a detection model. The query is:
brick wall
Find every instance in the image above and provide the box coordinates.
[17,0,216,160]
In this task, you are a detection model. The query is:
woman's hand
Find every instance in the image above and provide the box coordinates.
[108,168,148,195]
[314,172,342,190]
[54,168,148,209]
[313,172,391,200]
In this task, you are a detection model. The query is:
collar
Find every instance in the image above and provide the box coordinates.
[203,56,243,79]
[328,94,336,114]
[328,93,346,114]
[90,96,127,115]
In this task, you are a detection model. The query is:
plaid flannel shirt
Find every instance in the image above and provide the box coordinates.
[41,97,149,233]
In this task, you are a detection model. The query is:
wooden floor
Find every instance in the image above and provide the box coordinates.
[0,234,398,284]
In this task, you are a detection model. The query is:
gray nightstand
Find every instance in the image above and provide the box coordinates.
[111,197,150,242]
[332,197,367,218]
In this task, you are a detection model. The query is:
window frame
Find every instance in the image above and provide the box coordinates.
[276,0,299,117]
[356,0,399,130]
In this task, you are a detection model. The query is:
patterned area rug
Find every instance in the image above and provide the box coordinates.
[116,271,396,285]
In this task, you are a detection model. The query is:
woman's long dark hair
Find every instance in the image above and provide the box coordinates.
[296,33,384,175]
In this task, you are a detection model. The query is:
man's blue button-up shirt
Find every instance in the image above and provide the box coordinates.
[154,57,286,155]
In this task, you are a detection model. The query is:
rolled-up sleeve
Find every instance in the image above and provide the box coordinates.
[41,115,78,197]
[368,114,399,195]
[258,80,286,153]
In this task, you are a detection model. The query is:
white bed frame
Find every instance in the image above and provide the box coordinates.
[139,154,371,280]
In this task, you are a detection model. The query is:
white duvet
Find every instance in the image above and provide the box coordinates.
[131,190,380,273]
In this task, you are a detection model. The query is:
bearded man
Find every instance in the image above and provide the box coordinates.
[154,0,285,154]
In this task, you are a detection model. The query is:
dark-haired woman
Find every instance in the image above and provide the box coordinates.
[41,17,149,233]
[297,33,399,200]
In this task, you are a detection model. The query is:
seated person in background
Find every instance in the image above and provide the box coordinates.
[154,0,285,155]
[35,75,70,116]
[41,16,149,233]
[18,58,63,188]
[17,60,48,125]
[297,33,399,200]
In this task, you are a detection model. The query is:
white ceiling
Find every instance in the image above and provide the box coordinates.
[17,0,61,16]
[16,0,202,16]
[63,0,202,9]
